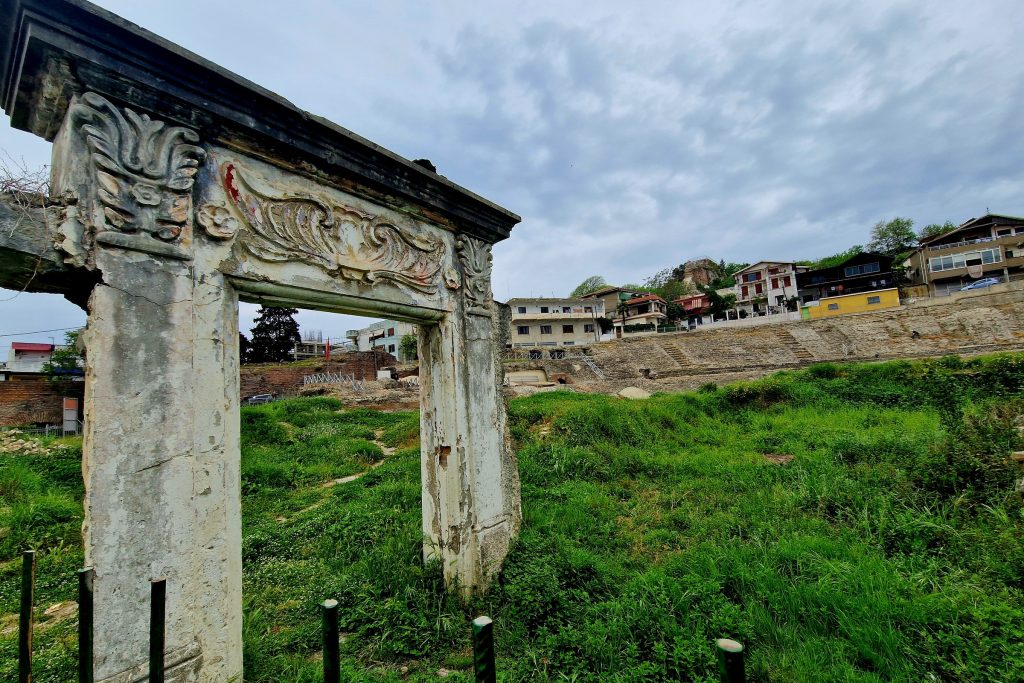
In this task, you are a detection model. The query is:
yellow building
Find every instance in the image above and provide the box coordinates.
[802,287,901,319]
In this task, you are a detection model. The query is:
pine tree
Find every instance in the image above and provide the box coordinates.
[238,332,252,364]
[249,307,300,363]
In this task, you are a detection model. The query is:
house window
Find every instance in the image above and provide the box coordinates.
[827,303,839,310]
[517,306,527,313]
[997,228,1012,237]
[771,277,779,289]
[540,306,549,313]
[741,286,749,298]
[562,325,574,333]
[1007,250,1015,259]
[844,262,880,277]
[388,344,396,353]
[540,325,552,334]
[929,248,1001,272]
[387,328,395,336]
[562,306,571,313]
[742,272,761,283]
[867,296,881,304]
[783,276,791,287]
[516,326,530,335]
[755,283,763,294]
[584,324,595,333]
[584,306,593,313]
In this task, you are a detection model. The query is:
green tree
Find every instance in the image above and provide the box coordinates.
[867,217,916,256]
[699,286,736,318]
[249,306,301,363]
[919,220,957,241]
[239,332,252,364]
[810,245,864,270]
[570,275,607,297]
[642,268,695,302]
[708,262,749,290]
[42,329,83,381]
[399,333,418,361]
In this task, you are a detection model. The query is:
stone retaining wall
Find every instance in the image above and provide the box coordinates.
[239,349,396,399]
[516,285,1024,393]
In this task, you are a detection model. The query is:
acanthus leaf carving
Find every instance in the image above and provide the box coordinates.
[70,92,206,260]
[222,163,447,294]
[456,236,493,316]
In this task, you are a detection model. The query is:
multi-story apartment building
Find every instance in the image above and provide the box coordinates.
[797,252,900,319]
[580,285,636,320]
[507,297,605,348]
[905,213,1024,296]
[733,261,807,316]
[345,320,417,361]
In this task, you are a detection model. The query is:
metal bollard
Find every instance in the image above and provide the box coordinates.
[19,550,36,683]
[149,579,166,683]
[78,568,94,683]
[322,599,340,683]
[471,615,496,683]
[715,638,745,683]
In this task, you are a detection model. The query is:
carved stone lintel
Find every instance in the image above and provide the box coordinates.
[69,92,206,261]
[456,236,493,317]
[221,162,448,294]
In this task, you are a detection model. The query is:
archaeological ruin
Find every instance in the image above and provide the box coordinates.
[0,0,522,680]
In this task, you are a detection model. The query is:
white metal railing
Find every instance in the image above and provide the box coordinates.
[928,235,996,252]
[302,372,366,392]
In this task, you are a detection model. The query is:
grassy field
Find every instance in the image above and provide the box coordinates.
[2,353,1024,681]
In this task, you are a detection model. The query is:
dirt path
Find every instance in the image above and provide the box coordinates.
[277,430,396,523]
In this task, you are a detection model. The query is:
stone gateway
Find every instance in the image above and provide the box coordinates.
[0,1,523,680]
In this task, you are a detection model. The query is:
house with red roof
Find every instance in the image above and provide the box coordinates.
[610,293,668,336]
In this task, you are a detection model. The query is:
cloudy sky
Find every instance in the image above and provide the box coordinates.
[2,0,1023,344]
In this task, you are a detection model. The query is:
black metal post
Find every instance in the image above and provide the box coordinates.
[471,615,496,683]
[321,599,340,683]
[149,578,166,683]
[716,638,745,683]
[78,568,94,683]
[19,550,36,683]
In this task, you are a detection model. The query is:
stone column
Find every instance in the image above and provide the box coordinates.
[419,237,521,593]
[52,93,243,682]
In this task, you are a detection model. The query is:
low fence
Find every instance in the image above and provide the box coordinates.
[16,549,747,682]
[302,372,366,392]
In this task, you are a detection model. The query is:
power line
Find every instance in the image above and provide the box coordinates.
[0,326,81,338]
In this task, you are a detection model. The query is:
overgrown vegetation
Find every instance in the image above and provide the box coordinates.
[2,354,1024,680]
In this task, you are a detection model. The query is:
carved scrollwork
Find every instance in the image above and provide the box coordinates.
[222,163,447,294]
[456,236,493,316]
[70,92,206,260]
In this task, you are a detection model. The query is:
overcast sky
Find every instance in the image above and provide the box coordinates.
[3,0,1023,344]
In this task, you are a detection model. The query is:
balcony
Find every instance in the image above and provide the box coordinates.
[927,235,996,252]
[511,311,600,320]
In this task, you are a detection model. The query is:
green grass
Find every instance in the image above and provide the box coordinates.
[2,354,1024,680]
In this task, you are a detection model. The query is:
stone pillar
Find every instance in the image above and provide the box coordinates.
[419,238,521,592]
[52,93,243,682]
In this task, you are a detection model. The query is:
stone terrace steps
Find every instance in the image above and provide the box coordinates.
[654,337,692,368]
[776,328,816,362]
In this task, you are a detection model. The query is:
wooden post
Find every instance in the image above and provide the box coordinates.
[19,550,36,683]
[321,599,340,683]
[78,568,94,683]
[471,616,496,683]
[149,579,166,683]
[715,638,745,683]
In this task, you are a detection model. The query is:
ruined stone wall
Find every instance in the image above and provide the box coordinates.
[239,350,396,399]
[0,378,84,426]
[524,285,1024,393]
